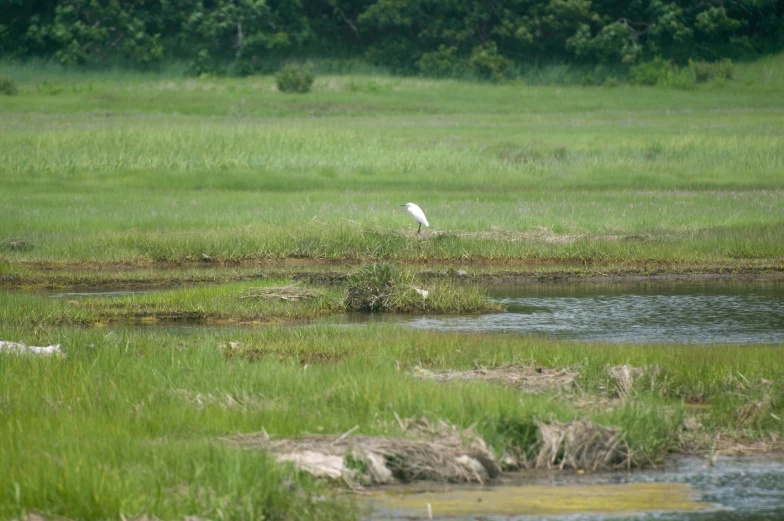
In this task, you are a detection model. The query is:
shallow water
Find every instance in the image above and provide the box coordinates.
[30,278,784,345]
[404,279,784,344]
[367,455,784,520]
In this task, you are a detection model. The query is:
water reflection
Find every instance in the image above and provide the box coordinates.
[407,279,784,344]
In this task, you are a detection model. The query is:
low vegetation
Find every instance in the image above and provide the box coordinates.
[275,62,315,93]
[1,60,783,267]
[1,324,781,520]
[0,266,499,328]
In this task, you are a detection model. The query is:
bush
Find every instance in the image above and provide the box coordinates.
[603,76,620,87]
[0,76,18,95]
[276,62,315,93]
[468,42,512,83]
[416,45,463,78]
[659,67,695,90]
[580,73,596,86]
[628,57,694,90]
[689,59,734,83]
[628,57,672,86]
[185,49,224,77]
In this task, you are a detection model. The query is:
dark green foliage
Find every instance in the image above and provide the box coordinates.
[468,43,513,83]
[0,76,18,95]
[416,45,462,78]
[1,1,782,78]
[276,62,315,93]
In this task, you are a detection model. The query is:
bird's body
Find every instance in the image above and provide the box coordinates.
[401,203,429,234]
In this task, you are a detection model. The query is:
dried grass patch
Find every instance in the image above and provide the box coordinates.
[413,364,578,393]
[223,418,501,487]
[607,365,659,398]
[222,416,636,487]
[532,420,631,471]
[240,284,324,302]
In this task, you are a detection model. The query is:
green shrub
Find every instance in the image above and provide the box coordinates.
[580,73,596,86]
[37,81,64,95]
[628,57,695,90]
[276,62,315,93]
[347,79,384,93]
[185,49,224,77]
[0,76,19,95]
[416,45,463,78]
[603,76,620,87]
[660,67,696,90]
[628,57,672,86]
[468,42,512,83]
[689,59,734,83]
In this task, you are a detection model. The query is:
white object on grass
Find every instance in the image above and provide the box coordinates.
[401,202,429,234]
[0,340,65,357]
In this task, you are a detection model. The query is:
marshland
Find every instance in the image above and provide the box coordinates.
[1,53,783,520]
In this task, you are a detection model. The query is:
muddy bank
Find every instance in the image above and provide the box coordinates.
[2,259,782,290]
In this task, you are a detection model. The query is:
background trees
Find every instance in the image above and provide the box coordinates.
[1,0,782,75]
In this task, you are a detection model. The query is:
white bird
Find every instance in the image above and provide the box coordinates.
[401,202,429,234]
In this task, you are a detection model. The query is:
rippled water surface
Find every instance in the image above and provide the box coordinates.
[406,279,784,344]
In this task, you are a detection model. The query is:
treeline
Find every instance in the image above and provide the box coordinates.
[2,0,783,78]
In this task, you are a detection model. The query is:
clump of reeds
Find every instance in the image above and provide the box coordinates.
[343,262,501,314]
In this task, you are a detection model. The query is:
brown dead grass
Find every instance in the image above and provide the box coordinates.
[223,417,502,486]
[412,364,578,393]
[222,417,636,487]
[531,420,631,471]
[239,284,324,301]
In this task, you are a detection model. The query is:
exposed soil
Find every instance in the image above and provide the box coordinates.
[3,258,783,290]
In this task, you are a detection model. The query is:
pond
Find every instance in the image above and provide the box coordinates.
[402,278,784,344]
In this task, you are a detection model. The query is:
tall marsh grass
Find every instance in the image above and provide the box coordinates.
[1,323,781,519]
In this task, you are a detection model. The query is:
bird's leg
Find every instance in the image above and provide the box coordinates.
[417,223,422,235]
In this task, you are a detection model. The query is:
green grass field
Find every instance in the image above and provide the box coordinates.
[1,56,783,521]
[1,57,783,269]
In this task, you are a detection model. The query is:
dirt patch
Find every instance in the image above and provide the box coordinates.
[413,364,578,393]
[423,228,657,245]
[223,418,502,487]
